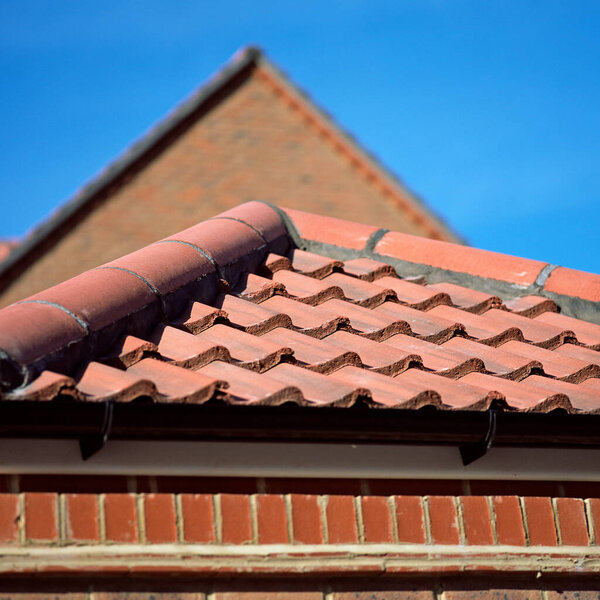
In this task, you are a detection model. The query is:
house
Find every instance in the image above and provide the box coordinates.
[0,47,460,308]
[0,201,599,596]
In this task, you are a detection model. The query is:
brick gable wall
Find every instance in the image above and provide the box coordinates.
[1,68,442,306]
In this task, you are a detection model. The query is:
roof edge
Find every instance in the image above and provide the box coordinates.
[0,46,263,289]
[278,206,600,324]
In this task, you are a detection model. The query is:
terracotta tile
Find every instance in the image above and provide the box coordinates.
[323,330,421,375]
[386,334,484,377]
[288,248,342,278]
[492,496,526,546]
[196,323,292,371]
[5,370,77,401]
[500,339,600,382]
[427,495,460,544]
[460,496,493,545]
[375,230,547,286]
[164,217,267,287]
[554,342,600,368]
[220,493,252,543]
[503,295,558,317]
[261,253,291,276]
[442,337,541,379]
[232,272,284,302]
[579,377,600,396]
[170,301,226,334]
[256,494,288,543]
[372,302,464,342]
[101,335,158,368]
[361,496,394,543]
[341,257,396,281]
[0,302,87,375]
[265,363,364,406]
[76,361,157,402]
[284,207,379,250]
[103,493,139,543]
[128,358,223,403]
[428,281,502,313]
[272,269,344,304]
[555,497,589,545]
[371,277,451,310]
[103,240,215,317]
[523,496,557,546]
[535,311,600,349]
[544,266,600,302]
[28,267,159,335]
[395,369,501,410]
[197,360,302,405]
[479,308,575,348]
[64,494,99,542]
[519,375,600,413]
[428,305,522,345]
[24,492,58,541]
[290,494,323,544]
[180,493,215,542]
[144,494,178,543]
[215,294,292,333]
[318,298,410,339]
[459,372,571,412]
[148,324,230,368]
[326,495,358,543]
[394,496,426,543]
[259,295,348,338]
[587,498,600,545]
[444,592,541,600]
[329,366,441,409]
[261,327,361,373]
[212,200,289,253]
[0,494,20,543]
[323,272,396,307]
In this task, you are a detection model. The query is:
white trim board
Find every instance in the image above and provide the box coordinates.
[0,439,600,480]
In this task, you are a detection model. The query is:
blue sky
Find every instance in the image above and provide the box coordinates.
[1,1,599,272]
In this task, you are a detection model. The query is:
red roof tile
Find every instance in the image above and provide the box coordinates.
[1,201,599,419]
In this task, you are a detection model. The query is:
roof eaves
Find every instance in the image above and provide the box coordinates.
[0,46,263,289]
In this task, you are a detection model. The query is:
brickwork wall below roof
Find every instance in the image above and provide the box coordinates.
[1,71,433,306]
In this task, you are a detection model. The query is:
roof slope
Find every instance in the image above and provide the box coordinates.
[1,202,599,418]
[0,47,461,306]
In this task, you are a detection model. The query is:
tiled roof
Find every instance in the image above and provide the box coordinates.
[0,240,18,263]
[1,202,599,415]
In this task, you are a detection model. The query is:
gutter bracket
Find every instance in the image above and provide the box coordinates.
[79,401,113,461]
[460,409,497,466]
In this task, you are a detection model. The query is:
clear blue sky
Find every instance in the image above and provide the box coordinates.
[1,1,599,272]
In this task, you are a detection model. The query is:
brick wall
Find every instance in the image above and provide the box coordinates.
[1,66,448,306]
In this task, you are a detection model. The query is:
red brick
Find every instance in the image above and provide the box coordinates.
[395,496,426,544]
[214,593,321,600]
[64,494,98,542]
[547,593,600,600]
[0,494,19,542]
[220,494,252,544]
[290,494,323,544]
[555,497,589,545]
[181,493,215,543]
[492,496,526,546]
[427,496,460,545]
[25,492,58,541]
[460,496,493,545]
[256,494,288,543]
[544,266,600,302]
[95,594,204,600]
[587,498,600,544]
[103,494,139,543]
[444,592,542,600]
[332,594,434,600]
[361,496,394,543]
[144,494,177,543]
[523,496,558,546]
[326,495,358,543]
[376,231,547,286]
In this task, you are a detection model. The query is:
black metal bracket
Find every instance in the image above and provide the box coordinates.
[460,409,497,466]
[79,401,114,461]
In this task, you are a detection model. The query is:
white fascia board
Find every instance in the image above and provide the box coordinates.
[1,439,600,480]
